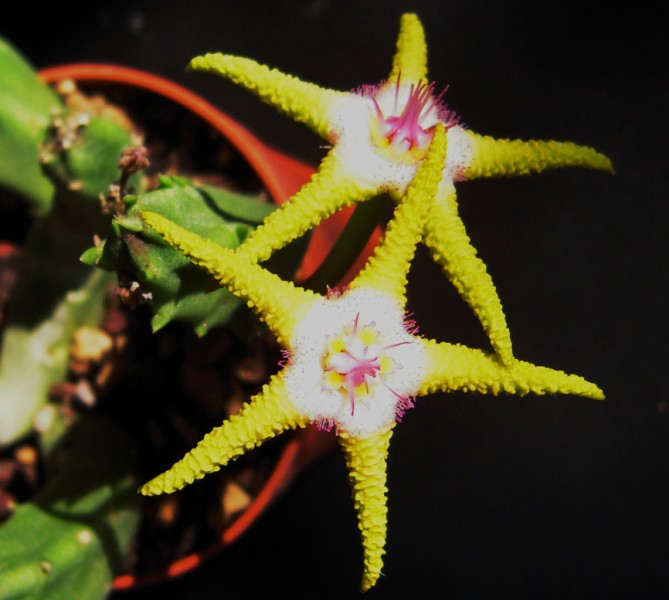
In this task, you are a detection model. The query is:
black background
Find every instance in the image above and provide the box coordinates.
[3,1,668,598]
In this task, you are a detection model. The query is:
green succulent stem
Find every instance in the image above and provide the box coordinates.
[0,37,61,213]
[0,415,140,599]
[0,201,115,447]
[0,52,137,447]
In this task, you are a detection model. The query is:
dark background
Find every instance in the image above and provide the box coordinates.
[3,1,668,598]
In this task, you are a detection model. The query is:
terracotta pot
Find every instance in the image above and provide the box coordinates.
[36,64,377,590]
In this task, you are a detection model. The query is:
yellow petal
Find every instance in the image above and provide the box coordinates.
[418,338,604,400]
[388,13,429,83]
[141,211,317,345]
[188,54,346,140]
[424,184,514,365]
[140,373,309,495]
[350,124,447,303]
[464,131,614,179]
[237,151,377,264]
[339,427,394,592]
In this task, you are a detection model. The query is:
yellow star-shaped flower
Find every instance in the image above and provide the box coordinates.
[139,127,603,591]
[187,12,612,367]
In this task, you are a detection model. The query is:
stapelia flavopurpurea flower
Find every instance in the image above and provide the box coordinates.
[186,12,613,367]
[139,126,604,592]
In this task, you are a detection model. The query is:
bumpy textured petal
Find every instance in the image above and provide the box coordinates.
[237,151,377,264]
[188,54,345,140]
[140,373,309,495]
[339,427,393,592]
[141,211,317,345]
[424,183,513,365]
[417,338,604,400]
[463,132,614,179]
[351,124,447,304]
[388,13,429,83]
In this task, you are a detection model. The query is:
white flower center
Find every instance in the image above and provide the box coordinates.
[328,78,474,192]
[322,313,408,417]
[284,288,426,437]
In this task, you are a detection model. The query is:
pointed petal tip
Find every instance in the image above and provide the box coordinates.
[565,371,604,401]
[339,429,392,594]
[400,11,420,23]
[388,11,428,83]
[186,55,204,72]
[138,475,174,497]
[188,52,236,74]
[466,132,616,179]
[186,52,340,140]
[139,472,197,496]
[590,385,606,401]
[360,572,381,593]
[600,154,615,175]
[187,53,224,73]
[583,148,615,174]
[138,482,154,496]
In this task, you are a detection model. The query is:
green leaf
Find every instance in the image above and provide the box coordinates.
[0,108,137,446]
[0,265,114,447]
[41,116,138,202]
[198,182,275,224]
[0,415,140,600]
[91,180,304,336]
[0,37,62,213]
